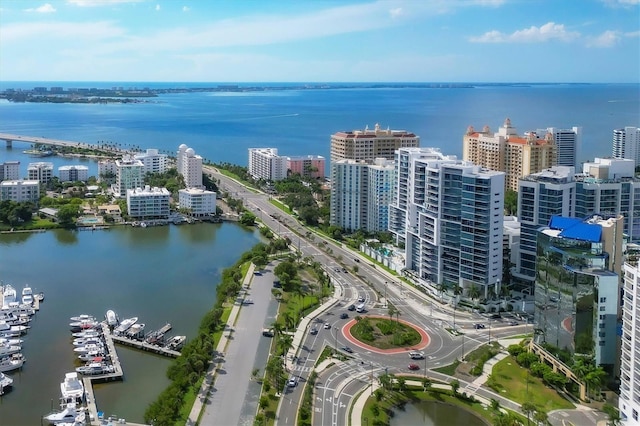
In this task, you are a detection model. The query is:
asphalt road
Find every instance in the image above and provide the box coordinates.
[199,264,279,426]
[205,168,555,425]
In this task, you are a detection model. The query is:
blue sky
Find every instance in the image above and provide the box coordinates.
[0,0,638,83]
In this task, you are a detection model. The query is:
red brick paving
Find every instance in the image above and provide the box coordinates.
[341,315,430,355]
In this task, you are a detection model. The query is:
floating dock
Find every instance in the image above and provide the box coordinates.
[110,334,181,358]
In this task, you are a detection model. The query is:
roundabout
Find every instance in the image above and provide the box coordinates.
[341,315,430,354]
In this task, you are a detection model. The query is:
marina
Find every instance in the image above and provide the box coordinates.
[47,312,186,424]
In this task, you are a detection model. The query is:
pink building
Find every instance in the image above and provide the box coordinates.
[287,155,325,180]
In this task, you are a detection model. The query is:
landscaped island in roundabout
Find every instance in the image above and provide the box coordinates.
[345,315,427,351]
[342,315,519,426]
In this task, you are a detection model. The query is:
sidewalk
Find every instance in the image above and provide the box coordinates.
[186,263,256,425]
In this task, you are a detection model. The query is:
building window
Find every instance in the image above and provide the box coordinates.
[600,306,606,311]
[599,341,605,346]
[633,409,638,421]
[600,297,607,303]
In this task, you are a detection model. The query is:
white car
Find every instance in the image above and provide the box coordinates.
[323,323,331,329]
[287,376,298,387]
[409,351,424,360]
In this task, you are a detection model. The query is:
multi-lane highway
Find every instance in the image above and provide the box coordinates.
[205,166,533,424]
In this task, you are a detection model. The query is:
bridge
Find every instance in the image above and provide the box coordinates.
[0,132,95,149]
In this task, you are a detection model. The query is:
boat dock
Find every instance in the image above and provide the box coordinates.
[110,333,181,358]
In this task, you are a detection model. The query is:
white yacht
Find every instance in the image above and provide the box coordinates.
[71,329,101,339]
[69,314,95,322]
[60,372,84,402]
[0,371,13,391]
[77,351,106,362]
[0,343,21,357]
[0,320,29,335]
[114,317,138,335]
[76,362,115,376]
[105,310,118,327]
[72,337,102,347]
[2,285,17,309]
[73,343,104,354]
[21,286,34,306]
[43,402,84,425]
[0,353,25,372]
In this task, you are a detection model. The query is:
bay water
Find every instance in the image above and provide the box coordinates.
[1,83,638,177]
[0,224,260,425]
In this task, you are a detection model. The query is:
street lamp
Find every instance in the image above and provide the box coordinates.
[384,282,387,308]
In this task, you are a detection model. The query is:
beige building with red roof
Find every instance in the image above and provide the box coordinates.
[463,118,557,191]
[330,123,419,163]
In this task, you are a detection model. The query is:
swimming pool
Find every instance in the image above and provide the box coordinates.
[77,216,103,225]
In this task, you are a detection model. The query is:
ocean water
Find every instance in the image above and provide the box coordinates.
[0,83,638,177]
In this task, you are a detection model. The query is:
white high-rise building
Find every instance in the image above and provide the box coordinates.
[177,144,203,188]
[114,156,144,198]
[536,127,582,168]
[27,162,54,183]
[248,148,288,181]
[0,180,40,204]
[389,147,505,297]
[58,165,89,182]
[178,188,217,217]
[620,260,640,425]
[126,186,170,219]
[0,161,20,182]
[613,127,640,167]
[135,149,168,175]
[330,158,394,233]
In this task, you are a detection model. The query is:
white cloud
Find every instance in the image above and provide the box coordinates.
[182,6,190,12]
[0,20,126,43]
[389,7,403,18]
[587,30,621,47]
[155,4,160,11]
[626,30,640,37]
[67,0,144,6]
[600,0,640,6]
[24,3,57,13]
[469,22,580,43]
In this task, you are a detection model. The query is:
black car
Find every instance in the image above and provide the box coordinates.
[489,313,501,319]
[347,304,356,311]
[340,346,354,353]
[474,323,486,329]
[340,313,349,319]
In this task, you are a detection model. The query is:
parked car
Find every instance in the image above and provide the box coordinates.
[489,313,501,319]
[408,364,420,371]
[323,323,331,329]
[340,313,349,319]
[340,346,354,353]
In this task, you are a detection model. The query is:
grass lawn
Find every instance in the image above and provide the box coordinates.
[433,359,460,376]
[488,356,575,412]
[465,342,500,363]
[269,198,292,214]
[351,317,421,349]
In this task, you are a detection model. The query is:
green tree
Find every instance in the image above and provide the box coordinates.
[521,401,537,425]
[450,379,460,395]
[505,189,518,215]
[57,204,79,228]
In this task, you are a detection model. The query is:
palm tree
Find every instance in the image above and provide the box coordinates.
[387,305,398,323]
[450,379,460,395]
[521,401,537,425]
[468,284,481,305]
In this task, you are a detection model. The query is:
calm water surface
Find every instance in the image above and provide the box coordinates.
[390,400,489,426]
[0,223,260,425]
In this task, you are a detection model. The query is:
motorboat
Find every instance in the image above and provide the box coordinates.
[72,329,102,339]
[2,285,17,309]
[73,337,103,347]
[78,351,107,362]
[0,353,25,372]
[165,335,187,350]
[126,323,145,339]
[43,402,83,424]
[21,286,34,306]
[0,337,23,346]
[70,314,95,322]
[105,310,118,327]
[0,321,29,335]
[145,323,172,344]
[69,320,99,333]
[35,292,45,302]
[73,343,104,354]
[114,317,138,335]
[0,371,13,392]
[60,372,84,402]
[0,343,22,357]
[76,361,115,376]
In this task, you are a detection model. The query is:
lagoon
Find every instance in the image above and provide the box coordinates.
[0,223,260,425]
